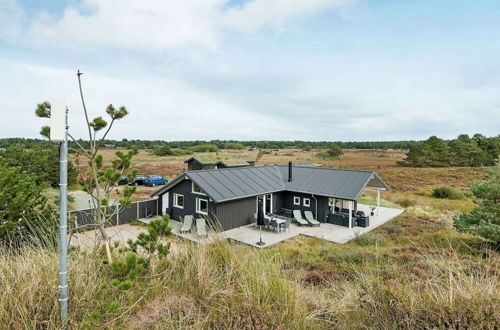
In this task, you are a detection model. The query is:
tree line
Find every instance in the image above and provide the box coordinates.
[0,138,420,151]
[399,134,499,167]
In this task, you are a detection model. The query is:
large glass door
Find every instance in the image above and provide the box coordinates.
[256,194,273,215]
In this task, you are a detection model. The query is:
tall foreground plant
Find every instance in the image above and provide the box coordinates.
[36,70,136,263]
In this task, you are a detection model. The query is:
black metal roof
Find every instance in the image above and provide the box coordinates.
[152,163,388,203]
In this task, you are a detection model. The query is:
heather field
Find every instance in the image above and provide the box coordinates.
[90,148,488,202]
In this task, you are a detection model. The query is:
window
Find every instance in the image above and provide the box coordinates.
[192,182,205,195]
[196,198,208,215]
[303,198,311,207]
[173,193,184,209]
[293,196,300,205]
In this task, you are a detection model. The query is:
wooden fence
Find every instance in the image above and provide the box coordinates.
[69,199,159,228]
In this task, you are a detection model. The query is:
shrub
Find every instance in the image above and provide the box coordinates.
[397,198,416,208]
[0,146,78,187]
[189,144,219,153]
[354,232,388,246]
[454,173,500,242]
[154,146,185,156]
[223,142,245,150]
[0,163,57,248]
[384,224,403,234]
[314,144,343,160]
[432,186,463,199]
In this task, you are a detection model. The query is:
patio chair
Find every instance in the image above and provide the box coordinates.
[263,215,271,231]
[304,211,321,227]
[269,218,279,233]
[180,215,193,233]
[293,210,309,226]
[279,219,290,232]
[196,218,208,237]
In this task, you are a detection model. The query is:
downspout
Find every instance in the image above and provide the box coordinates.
[311,194,318,221]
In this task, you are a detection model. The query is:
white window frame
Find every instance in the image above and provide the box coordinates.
[303,198,311,207]
[191,182,206,195]
[196,198,209,215]
[173,193,184,209]
[293,196,300,206]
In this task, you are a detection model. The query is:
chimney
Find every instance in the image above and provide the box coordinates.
[288,161,293,182]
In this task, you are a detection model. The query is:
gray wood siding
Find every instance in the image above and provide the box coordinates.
[157,181,333,231]
[160,179,210,222]
[215,196,256,230]
[278,191,329,222]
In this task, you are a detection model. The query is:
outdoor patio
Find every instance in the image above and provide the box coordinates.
[169,203,403,248]
[71,204,403,249]
[223,204,403,248]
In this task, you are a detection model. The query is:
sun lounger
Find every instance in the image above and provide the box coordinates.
[196,218,207,236]
[180,215,193,233]
[293,210,309,226]
[304,211,321,227]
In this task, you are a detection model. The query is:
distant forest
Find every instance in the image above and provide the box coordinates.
[1,134,498,168]
[0,138,433,150]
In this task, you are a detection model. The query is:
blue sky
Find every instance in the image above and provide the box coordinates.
[0,0,498,141]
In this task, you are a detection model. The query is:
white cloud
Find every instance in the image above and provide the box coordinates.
[223,0,357,33]
[30,0,225,50]
[0,59,305,140]
[0,0,23,38]
[23,0,355,50]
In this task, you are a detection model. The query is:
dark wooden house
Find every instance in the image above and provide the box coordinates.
[152,162,388,231]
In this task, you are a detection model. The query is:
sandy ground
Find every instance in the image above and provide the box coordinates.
[70,219,184,255]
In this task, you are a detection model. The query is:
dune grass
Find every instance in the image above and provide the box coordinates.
[1,207,499,329]
[1,168,499,328]
[0,240,312,329]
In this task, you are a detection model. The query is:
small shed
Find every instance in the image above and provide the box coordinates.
[184,157,217,171]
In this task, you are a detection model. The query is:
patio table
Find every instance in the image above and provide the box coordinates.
[273,218,287,233]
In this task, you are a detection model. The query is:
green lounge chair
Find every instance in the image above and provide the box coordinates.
[304,211,321,227]
[180,215,193,233]
[196,218,208,236]
[293,210,309,226]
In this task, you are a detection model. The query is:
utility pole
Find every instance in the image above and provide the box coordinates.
[51,99,69,323]
[58,106,69,323]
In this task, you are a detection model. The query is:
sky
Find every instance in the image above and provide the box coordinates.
[0,0,499,141]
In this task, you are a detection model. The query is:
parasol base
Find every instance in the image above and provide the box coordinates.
[256,241,266,246]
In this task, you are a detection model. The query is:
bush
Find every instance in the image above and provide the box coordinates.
[454,174,500,242]
[0,146,78,188]
[396,198,416,208]
[223,142,245,150]
[384,224,403,234]
[432,186,463,199]
[314,144,343,160]
[189,144,219,153]
[154,146,186,156]
[354,232,388,246]
[0,163,57,247]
